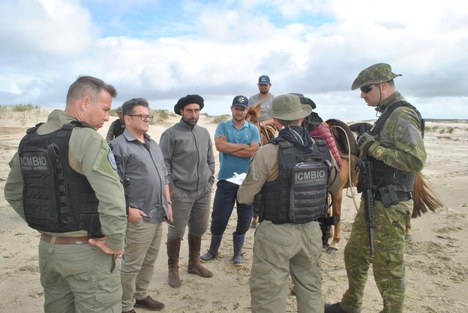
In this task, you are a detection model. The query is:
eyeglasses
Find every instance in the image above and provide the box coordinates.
[128,114,153,121]
[360,85,374,94]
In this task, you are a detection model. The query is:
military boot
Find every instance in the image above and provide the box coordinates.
[325,303,361,313]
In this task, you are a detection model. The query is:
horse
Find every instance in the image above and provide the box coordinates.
[246,103,277,146]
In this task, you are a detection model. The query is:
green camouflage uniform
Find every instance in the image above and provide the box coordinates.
[4,109,127,313]
[340,64,426,313]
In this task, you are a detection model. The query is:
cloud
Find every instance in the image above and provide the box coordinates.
[0,0,467,120]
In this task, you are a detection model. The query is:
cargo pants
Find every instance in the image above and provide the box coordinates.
[340,199,412,313]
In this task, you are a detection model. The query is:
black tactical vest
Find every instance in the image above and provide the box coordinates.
[368,101,424,194]
[18,121,103,237]
[261,138,331,224]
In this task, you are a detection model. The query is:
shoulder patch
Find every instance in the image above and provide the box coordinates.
[108,150,117,171]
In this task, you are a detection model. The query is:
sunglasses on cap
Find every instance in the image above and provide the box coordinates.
[360,85,374,93]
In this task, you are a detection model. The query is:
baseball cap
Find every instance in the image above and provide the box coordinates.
[232,95,249,108]
[258,75,271,85]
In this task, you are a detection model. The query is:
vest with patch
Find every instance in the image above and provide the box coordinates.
[19,121,103,237]
[261,138,331,224]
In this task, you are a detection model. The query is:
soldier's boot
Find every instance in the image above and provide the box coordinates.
[232,233,245,266]
[167,238,182,288]
[200,234,223,262]
[187,234,213,278]
[325,303,361,313]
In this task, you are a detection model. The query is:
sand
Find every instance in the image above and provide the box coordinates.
[0,108,467,312]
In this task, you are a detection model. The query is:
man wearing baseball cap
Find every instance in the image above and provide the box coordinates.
[238,94,341,313]
[201,95,260,266]
[249,75,275,124]
[325,63,426,313]
[159,94,216,288]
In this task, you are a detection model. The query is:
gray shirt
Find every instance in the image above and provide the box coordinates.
[111,129,168,223]
[248,93,275,121]
[160,119,215,192]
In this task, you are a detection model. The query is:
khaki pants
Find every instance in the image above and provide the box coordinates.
[341,200,412,313]
[121,221,163,312]
[250,220,323,313]
[39,238,122,313]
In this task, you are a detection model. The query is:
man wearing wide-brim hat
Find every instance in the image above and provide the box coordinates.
[238,94,341,313]
[159,94,216,288]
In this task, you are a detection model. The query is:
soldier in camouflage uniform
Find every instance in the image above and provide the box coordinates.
[325,63,426,313]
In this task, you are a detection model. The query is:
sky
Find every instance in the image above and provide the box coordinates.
[0,0,467,120]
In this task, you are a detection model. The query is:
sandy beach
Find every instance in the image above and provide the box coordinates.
[1,108,467,313]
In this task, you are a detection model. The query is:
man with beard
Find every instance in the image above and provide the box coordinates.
[159,94,216,288]
[201,95,260,266]
[249,75,275,126]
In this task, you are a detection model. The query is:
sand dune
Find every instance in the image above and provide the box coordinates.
[0,109,467,312]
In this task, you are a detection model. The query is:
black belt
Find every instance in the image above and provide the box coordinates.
[374,191,412,202]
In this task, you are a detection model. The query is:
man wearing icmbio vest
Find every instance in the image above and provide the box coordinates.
[325,64,426,313]
[4,76,128,313]
[238,94,341,313]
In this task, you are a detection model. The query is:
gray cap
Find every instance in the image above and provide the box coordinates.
[351,63,402,90]
[268,94,312,121]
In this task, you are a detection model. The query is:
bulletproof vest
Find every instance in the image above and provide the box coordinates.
[18,121,103,237]
[261,138,331,224]
[367,100,424,193]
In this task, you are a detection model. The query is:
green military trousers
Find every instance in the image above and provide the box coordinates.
[39,238,122,313]
[340,199,412,313]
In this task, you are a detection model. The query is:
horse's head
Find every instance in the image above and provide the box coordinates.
[246,103,262,124]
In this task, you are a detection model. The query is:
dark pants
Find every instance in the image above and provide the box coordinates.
[210,180,253,236]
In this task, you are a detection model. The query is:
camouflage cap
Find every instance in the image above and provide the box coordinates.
[351,63,402,90]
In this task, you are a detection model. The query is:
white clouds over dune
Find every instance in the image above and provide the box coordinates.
[0,0,467,119]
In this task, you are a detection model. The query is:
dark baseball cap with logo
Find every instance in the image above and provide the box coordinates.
[232,95,249,108]
[257,75,271,85]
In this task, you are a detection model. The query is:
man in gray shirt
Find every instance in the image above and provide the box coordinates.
[249,75,275,124]
[160,94,216,288]
[111,98,171,313]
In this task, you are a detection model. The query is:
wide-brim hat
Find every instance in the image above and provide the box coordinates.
[268,94,312,121]
[174,94,204,115]
[351,63,402,90]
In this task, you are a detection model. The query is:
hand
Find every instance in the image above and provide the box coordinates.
[88,237,125,259]
[357,133,379,156]
[128,207,147,222]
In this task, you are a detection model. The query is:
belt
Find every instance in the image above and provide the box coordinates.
[374,191,412,202]
[41,233,90,245]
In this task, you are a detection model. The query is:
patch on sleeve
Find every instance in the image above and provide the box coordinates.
[108,150,117,171]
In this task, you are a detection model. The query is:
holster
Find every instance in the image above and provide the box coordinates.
[253,193,265,222]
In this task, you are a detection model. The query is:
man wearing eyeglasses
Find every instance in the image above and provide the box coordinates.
[110,98,172,313]
[200,95,260,266]
[325,63,426,313]
[160,94,216,288]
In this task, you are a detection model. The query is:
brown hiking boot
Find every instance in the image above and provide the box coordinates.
[167,238,182,288]
[135,295,165,311]
[187,234,213,278]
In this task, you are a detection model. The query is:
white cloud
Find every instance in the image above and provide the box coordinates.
[0,0,467,120]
